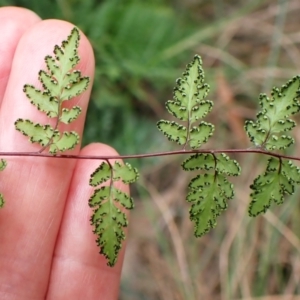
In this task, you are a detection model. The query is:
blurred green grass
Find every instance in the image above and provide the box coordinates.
[2,0,300,299]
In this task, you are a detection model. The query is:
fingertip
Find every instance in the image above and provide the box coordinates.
[0,6,40,24]
[0,6,41,102]
[80,142,120,157]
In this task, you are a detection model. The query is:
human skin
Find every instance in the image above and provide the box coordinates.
[0,6,127,300]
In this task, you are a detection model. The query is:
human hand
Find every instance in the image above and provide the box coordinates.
[0,7,127,300]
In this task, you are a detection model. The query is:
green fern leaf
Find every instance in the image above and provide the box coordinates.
[89,160,138,266]
[271,119,296,132]
[182,153,215,171]
[166,100,213,122]
[113,189,134,209]
[263,135,294,150]
[15,119,54,146]
[16,27,89,154]
[157,120,187,145]
[62,70,81,86]
[215,153,241,176]
[281,160,300,183]
[90,162,139,190]
[187,173,234,237]
[165,101,188,121]
[158,55,214,149]
[89,186,110,206]
[248,158,298,216]
[54,27,80,75]
[89,162,111,186]
[189,122,214,148]
[173,56,210,109]
[112,162,139,183]
[45,55,60,79]
[190,101,213,122]
[249,173,288,216]
[89,186,130,267]
[183,151,240,236]
[49,131,79,154]
[60,106,82,124]
[182,153,241,176]
[39,70,60,97]
[245,76,300,150]
[61,77,89,101]
[244,121,266,147]
[89,187,132,267]
[23,85,58,117]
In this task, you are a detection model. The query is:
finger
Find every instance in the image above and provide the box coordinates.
[0,7,40,103]
[0,20,94,299]
[47,144,129,300]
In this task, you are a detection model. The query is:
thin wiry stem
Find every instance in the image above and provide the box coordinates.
[0,148,300,161]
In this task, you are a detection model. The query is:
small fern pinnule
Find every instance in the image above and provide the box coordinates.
[89,160,139,267]
[14,27,89,154]
[245,76,300,216]
[157,55,241,237]
[0,159,7,208]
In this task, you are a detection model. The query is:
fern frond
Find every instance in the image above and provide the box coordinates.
[157,55,214,149]
[245,76,300,150]
[249,158,300,216]
[15,27,89,153]
[89,161,139,266]
[182,152,240,236]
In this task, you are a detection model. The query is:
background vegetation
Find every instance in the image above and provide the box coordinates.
[1,0,300,299]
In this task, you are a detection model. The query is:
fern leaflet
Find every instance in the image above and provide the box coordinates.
[15,27,89,154]
[157,55,214,149]
[182,153,240,236]
[245,76,300,150]
[89,161,139,266]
